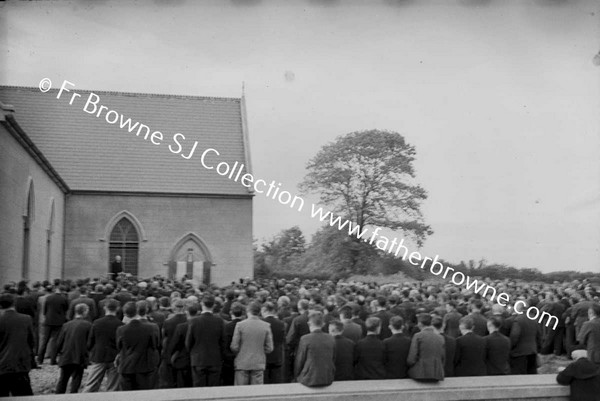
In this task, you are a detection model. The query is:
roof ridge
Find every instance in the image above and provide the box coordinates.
[0,85,241,102]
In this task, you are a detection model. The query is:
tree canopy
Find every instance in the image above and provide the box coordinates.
[299,129,433,246]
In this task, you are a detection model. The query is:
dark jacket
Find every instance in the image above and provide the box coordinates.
[355,334,386,380]
[485,331,511,375]
[68,297,98,322]
[286,312,309,353]
[0,310,34,374]
[264,315,286,367]
[455,332,486,377]
[186,312,225,368]
[162,313,187,362]
[56,317,92,367]
[579,318,600,365]
[470,312,489,337]
[510,315,542,357]
[333,335,355,381]
[372,310,393,340]
[341,320,363,344]
[383,332,411,379]
[88,314,124,363]
[223,317,242,368]
[556,357,600,401]
[294,329,335,387]
[443,334,456,377]
[116,319,160,374]
[169,321,190,370]
[443,311,462,338]
[44,293,69,326]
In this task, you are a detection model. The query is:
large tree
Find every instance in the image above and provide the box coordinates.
[300,129,432,246]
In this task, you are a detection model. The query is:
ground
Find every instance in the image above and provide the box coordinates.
[30,354,570,394]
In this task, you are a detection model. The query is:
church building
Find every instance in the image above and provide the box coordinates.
[0,86,254,286]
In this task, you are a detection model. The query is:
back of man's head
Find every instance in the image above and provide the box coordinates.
[417,313,432,327]
[366,317,381,333]
[75,303,89,317]
[262,301,276,315]
[247,301,262,316]
[202,295,215,310]
[123,301,137,319]
[136,300,148,317]
[104,299,119,313]
[0,293,15,309]
[460,316,474,331]
[298,299,310,312]
[308,311,324,329]
[431,316,443,330]
[390,316,405,332]
[329,320,344,335]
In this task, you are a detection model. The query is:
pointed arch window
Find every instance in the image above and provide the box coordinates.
[109,218,139,276]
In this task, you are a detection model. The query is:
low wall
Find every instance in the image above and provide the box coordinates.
[13,374,569,401]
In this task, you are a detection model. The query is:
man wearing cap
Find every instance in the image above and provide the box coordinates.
[557,349,600,401]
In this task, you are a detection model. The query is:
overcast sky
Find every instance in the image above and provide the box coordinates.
[2,0,599,273]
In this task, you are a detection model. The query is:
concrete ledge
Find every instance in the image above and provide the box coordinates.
[12,374,569,401]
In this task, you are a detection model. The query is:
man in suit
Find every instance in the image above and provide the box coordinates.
[116,301,160,391]
[407,313,445,382]
[578,303,600,365]
[262,301,286,384]
[186,295,225,387]
[230,301,274,385]
[469,300,489,337]
[54,303,92,393]
[454,316,486,377]
[354,317,386,380]
[286,299,310,357]
[0,293,35,397]
[222,302,244,386]
[432,315,456,377]
[38,285,68,365]
[82,299,123,392]
[294,311,335,387]
[339,306,362,344]
[556,349,600,401]
[383,316,411,379]
[372,296,393,340]
[110,255,123,279]
[159,298,187,388]
[67,287,98,322]
[485,316,511,375]
[442,301,462,339]
[510,300,542,374]
[329,320,354,381]
[168,304,199,388]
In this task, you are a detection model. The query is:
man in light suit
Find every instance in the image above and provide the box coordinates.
[294,311,335,387]
[407,313,445,382]
[578,303,600,366]
[230,301,274,385]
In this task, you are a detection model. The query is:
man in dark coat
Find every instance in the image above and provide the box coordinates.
[67,287,98,322]
[407,313,445,382]
[339,306,362,344]
[262,302,286,384]
[443,301,462,339]
[221,302,244,386]
[329,320,354,381]
[454,316,486,377]
[286,299,310,356]
[38,286,68,365]
[371,297,393,340]
[383,316,411,379]
[433,315,456,377]
[578,304,600,366]
[82,299,123,392]
[469,300,489,337]
[159,299,187,388]
[54,303,92,393]
[0,293,35,397]
[485,316,511,375]
[186,295,225,387]
[556,349,600,401]
[116,301,160,390]
[110,255,123,278]
[168,304,199,388]
[354,317,386,380]
[510,301,542,374]
[294,311,335,387]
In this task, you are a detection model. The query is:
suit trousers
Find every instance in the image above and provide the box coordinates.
[0,372,34,397]
[158,361,177,388]
[234,369,264,385]
[55,364,84,394]
[120,371,154,391]
[174,367,192,388]
[191,366,221,387]
[265,364,283,384]
[38,324,62,364]
[82,362,120,392]
[510,354,538,375]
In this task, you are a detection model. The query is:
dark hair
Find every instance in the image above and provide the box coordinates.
[188,304,199,316]
[136,300,148,317]
[431,316,443,330]
[104,299,119,312]
[75,303,89,316]
[262,301,276,314]
[329,320,344,333]
[308,311,324,328]
[159,296,170,308]
[377,296,387,308]
[417,313,431,326]
[202,295,215,309]
[390,316,404,331]
[460,316,474,330]
[366,317,381,332]
[488,316,502,330]
[340,306,353,320]
[123,301,137,318]
[247,301,262,316]
[590,303,600,317]
[0,294,15,309]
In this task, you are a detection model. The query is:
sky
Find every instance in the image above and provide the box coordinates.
[1,0,599,273]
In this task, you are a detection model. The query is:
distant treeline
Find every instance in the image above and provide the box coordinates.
[254,225,600,284]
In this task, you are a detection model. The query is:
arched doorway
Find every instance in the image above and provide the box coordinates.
[108,217,139,276]
[168,233,214,285]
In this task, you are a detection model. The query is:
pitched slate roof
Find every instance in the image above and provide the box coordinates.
[0,86,252,196]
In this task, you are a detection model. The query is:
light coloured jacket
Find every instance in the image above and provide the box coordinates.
[231,315,274,370]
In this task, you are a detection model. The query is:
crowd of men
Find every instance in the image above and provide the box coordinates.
[0,274,599,399]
